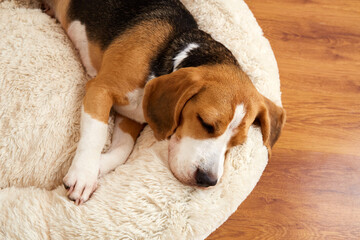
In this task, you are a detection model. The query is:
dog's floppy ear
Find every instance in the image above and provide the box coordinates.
[143,68,204,140]
[257,96,286,157]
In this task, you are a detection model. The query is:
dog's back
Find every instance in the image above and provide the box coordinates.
[65,0,238,77]
[67,0,197,50]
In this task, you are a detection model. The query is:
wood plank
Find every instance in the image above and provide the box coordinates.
[208,0,360,238]
[280,89,360,156]
[208,150,360,239]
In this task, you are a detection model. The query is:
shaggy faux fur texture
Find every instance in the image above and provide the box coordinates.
[0,0,281,239]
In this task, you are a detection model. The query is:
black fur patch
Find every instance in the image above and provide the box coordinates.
[151,29,239,77]
[68,0,197,50]
[68,0,239,77]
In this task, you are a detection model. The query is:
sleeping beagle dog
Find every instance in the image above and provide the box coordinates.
[43,0,285,205]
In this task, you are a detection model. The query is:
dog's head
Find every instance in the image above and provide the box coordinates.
[143,65,285,187]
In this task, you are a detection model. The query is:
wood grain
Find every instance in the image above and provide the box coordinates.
[208,0,360,239]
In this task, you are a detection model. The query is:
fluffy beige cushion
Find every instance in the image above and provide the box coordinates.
[0,0,281,239]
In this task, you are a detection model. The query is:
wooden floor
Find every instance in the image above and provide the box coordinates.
[208,0,360,239]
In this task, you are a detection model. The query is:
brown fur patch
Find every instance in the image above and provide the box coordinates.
[143,67,204,139]
[175,65,238,138]
[118,116,145,141]
[83,83,113,123]
[83,20,173,123]
[88,42,103,73]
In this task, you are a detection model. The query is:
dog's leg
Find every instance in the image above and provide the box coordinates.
[99,115,144,176]
[63,78,113,205]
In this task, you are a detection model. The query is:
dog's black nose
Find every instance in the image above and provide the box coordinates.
[195,169,218,187]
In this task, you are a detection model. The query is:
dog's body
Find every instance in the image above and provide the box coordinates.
[44,0,285,205]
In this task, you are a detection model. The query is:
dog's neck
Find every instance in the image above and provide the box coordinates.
[149,29,239,79]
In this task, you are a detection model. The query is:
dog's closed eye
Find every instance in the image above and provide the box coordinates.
[197,114,215,134]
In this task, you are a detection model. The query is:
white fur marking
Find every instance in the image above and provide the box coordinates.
[67,107,108,172]
[228,104,246,132]
[67,21,97,77]
[63,106,108,202]
[113,88,145,123]
[173,43,200,71]
[147,72,156,82]
[100,117,135,176]
[76,107,108,157]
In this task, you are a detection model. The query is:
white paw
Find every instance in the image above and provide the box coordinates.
[63,164,99,205]
[99,150,131,178]
[99,153,118,177]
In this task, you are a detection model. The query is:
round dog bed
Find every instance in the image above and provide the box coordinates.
[0,0,282,239]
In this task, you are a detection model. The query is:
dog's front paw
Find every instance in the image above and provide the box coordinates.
[63,165,99,205]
